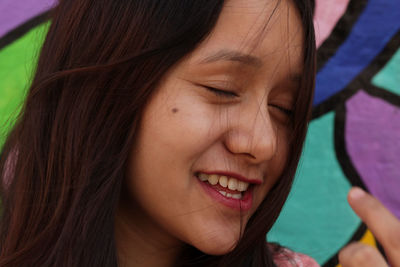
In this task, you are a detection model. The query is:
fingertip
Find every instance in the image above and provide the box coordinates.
[339,242,389,267]
[347,187,369,212]
[348,187,366,201]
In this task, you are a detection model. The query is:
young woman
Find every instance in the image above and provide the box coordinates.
[0,0,319,266]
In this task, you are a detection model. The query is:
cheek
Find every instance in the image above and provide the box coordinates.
[252,130,291,208]
[275,130,291,173]
[136,92,228,166]
[125,96,243,253]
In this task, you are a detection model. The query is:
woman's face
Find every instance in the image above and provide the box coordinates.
[124,0,304,255]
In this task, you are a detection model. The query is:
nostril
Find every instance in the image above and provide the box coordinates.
[223,131,255,156]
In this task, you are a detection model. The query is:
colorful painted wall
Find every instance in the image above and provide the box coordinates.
[0,0,399,266]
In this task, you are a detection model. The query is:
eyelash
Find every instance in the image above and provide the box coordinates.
[203,86,293,116]
[203,86,238,98]
[269,104,293,116]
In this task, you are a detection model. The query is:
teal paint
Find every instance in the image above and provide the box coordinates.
[268,112,360,264]
[372,48,400,96]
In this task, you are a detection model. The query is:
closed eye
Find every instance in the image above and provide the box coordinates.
[203,86,238,98]
[203,84,293,115]
[269,104,293,116]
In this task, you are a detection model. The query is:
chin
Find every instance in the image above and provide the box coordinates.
[189,232,240,256]
[196,243,236,256]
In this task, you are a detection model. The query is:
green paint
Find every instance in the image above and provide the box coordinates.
[0,23,48,147]
[268,112,360,265]
[372,48,400,96]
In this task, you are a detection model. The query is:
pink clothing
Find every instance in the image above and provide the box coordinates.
[274,248,320,267]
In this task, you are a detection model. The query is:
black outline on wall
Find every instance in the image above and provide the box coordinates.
[0,10,51,50]
[313,31,400,120]
[317,0,368,71]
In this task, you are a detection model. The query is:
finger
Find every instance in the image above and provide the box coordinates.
[339,242,388,267]
[348,187,400,266]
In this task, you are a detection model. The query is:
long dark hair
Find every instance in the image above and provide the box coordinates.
[0,0,315,266]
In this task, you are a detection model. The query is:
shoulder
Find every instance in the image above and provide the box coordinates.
[272,246,320,267]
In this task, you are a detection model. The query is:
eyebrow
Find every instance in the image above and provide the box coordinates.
[199,49,304,85]
[199,49,263,68]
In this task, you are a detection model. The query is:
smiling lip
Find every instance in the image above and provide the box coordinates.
[197,178,253,211]
[195,171,258,211]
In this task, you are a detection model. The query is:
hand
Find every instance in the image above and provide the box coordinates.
[339,187,400,267]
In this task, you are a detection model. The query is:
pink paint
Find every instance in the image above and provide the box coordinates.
[314,0,350,48]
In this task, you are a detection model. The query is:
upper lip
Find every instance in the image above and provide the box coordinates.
[197,170,262,185]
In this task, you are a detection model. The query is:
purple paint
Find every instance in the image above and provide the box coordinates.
[0,0,57,38]
[346,90,400,219]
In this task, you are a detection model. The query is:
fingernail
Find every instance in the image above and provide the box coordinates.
[349,187,366,200]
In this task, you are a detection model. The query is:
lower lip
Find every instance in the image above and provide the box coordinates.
[196,177,253,211]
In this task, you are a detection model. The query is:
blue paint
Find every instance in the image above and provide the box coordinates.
[314,0,400,106]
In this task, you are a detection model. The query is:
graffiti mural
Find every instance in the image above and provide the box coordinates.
[0,0,399,266]
[269,0,400,265]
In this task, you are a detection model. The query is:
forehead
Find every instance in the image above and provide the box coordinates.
[188,0,304,76]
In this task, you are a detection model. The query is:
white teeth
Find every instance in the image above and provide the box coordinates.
[198,173,208,181]
[219,176,228,188]
[218,190,227,196]
[198,173,250,193]
[228,178,238,191]
[230,193,242,199]
[237,181,249,192]
[208,174,219,185]
[219,191,241,199]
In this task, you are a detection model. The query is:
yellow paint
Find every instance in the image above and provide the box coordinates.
[335,229,376,267]
[360,229,377,247]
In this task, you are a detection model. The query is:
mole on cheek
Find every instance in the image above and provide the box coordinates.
[172,108,179,113]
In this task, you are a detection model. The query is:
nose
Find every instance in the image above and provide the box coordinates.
[223,105,277,164]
